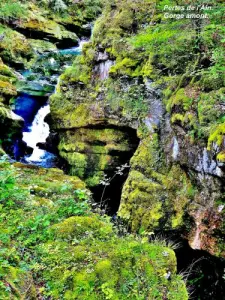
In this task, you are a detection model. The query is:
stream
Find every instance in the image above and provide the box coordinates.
[13,41,86,167]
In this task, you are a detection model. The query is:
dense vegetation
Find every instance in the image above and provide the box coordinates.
[0,0,225,298]
[0,0,102,23]
[0,159,188,299]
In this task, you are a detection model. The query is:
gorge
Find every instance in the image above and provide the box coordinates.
[13,41,86,166]
[0,0,224,299]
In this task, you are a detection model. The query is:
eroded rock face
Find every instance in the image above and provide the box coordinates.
[12,18,79,49]
[119,119,225,257]
[50,65,142,186]
[49,0,225,258]
[57,126,139,186]
[162,123,225,256]
[0,58,24,154]
[50,77,140,185]
[51,58,225,257]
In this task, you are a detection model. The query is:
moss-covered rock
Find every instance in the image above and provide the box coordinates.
[28,39,57,53]
[1,267,36,300]
[0,25,34,68]
[37,237,188,300]
[17,16,78,48]
[12,162,86,198]
[0,161,188,299]
[0,58,17,100]
[57,126,139,186]
[118,134,193,232]
[48,0,225,259]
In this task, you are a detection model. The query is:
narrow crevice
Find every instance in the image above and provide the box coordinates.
[91,167,131,216]
[158,233,225,300]
[176,239,225,300]
[90,128,139,216]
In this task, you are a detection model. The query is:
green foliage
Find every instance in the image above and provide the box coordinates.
[124,0,225,157]
[62,55,92,84]
[0,25,34,68]
[131,19,196,76]
[49,0,68,12]
[166,88,193,112]
[106,78,149,121]
[0,1,27,21]
[0,161,188,299]
[0,164,28,206]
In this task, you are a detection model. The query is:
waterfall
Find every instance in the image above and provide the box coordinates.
[14,40,86,166]
[23,105,50,162]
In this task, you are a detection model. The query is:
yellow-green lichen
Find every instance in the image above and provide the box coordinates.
[166,88,193,113]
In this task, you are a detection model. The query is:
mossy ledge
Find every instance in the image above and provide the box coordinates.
[0,161,188,299]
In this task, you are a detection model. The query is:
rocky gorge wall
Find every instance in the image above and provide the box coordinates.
[50,0,225,259]
[0,0,102,155]
[1,0,225,298]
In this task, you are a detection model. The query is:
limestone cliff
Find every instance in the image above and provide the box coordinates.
[50,0,225,257]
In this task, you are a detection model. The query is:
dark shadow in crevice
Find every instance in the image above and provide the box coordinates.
[91,128,139,216]
[91,168,131,216]
[155,233,225,300]
[175,238,225,300]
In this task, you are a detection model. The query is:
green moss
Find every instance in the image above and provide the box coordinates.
[171,113,185,124]
[0,266,36,299]
[61,55,92,85]
[38,237,187,300]
[95,259,117,283]
[20,16,78,43]
[195,88,225,139]
[0,25,34,67]
[217,151,225,162]
[0,79,16,97]
[0,161,188,299]
[0,58,17,109]
[119,134,193,232]
[51,215,113,241]
[199,69,225,91]
[110,57,139,77]
[207,123,225,150]
[0,58,16,78]
[12,162,86,199]
[166,88,193,112]
[56,126,137,186]
[105,78,149,121]
[28,39,57,53]
[62,152,87,178]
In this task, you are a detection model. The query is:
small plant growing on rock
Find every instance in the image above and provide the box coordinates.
[99,163,130,206]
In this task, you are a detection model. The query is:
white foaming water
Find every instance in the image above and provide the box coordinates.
[20,40,86,165]
[55,40,88,55]
[71,40,88,52]
[23,105,50,162]
[49,57,55,65]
